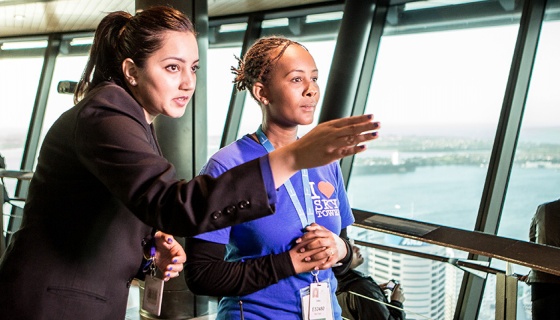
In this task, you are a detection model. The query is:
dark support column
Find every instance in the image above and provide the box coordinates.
[220,14,263,147]
[319,0,386,185]
[318,0,376,123]
[135,0,210,319]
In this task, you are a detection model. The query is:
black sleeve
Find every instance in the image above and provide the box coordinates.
[184,237,297,296]
[388,300,406,320]
[333,228,353,276]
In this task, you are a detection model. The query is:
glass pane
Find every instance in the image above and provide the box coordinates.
[207,46,243,157]
[40,55,89,159]
[347,226,462,320]
[489,10,560,320]
[349,24,519,230]
[347,6,521,319]
[0,45,46,231]
[499,22,560,241]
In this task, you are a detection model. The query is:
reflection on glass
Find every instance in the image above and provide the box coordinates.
[347,18,519,320]
[38,55,89,167]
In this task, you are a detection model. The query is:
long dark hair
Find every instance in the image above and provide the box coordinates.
[74,6,195,104]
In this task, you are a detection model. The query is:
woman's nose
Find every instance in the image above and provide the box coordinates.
[180,71,196,90]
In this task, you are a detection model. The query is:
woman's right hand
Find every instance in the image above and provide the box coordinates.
[289,239,329,274]
[269,114,380,188]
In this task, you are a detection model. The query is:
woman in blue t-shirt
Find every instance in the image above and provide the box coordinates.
[185,36,380,319]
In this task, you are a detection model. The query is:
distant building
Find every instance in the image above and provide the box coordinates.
[348,228,450,320]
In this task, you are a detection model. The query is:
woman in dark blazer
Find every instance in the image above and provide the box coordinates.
[0,6,378,320]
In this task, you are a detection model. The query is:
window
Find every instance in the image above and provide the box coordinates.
[0,39,47,229]
[346,2,522,318]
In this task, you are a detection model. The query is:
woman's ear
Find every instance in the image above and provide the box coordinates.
[252,82,269,105]
[122,58,138,87]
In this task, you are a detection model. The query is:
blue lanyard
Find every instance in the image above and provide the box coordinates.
[255,125,315,229]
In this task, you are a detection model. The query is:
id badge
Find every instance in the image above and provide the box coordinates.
[300,282,334,320]
[142,276,164,316]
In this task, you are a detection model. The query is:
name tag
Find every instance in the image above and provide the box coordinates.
[300,282,334,320]
[142,276,164,316]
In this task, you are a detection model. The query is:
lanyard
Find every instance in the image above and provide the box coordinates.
[255,125,315,229]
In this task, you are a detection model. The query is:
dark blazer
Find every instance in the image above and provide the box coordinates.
[0,82,276,319]
[528,199,560,284]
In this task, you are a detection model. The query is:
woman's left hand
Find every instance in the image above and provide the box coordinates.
[293,223,348,270]
[153,231,187,281]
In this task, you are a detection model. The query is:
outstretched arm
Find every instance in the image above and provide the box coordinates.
[269,115,379,188]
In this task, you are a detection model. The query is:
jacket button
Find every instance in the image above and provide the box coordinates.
[238,200,250,209]
[212,211,222,220]
[126,277,133,288]
[225,205,236,215]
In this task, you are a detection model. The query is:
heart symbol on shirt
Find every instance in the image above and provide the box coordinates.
[317,181,335,199]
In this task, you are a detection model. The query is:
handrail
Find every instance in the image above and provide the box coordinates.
[352,209,560,276]
[0,169,34,181]
[1,169,33,256]
[353,239,507,278]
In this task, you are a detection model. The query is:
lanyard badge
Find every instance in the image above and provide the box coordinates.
[300,271,334,320]
[142,246,164,316]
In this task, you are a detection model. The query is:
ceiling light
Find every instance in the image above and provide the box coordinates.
[70,37,93,46]
[1,40,48,50]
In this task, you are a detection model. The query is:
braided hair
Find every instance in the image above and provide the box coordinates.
[231,36,307,101]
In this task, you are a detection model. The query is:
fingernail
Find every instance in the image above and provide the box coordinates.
[167,237,173,243]
[173,259,177,263]
[359,145,366,149]
[166,273,171,277]
[371,132,378,136]
[367,114,372,119]
[168,266,173,271]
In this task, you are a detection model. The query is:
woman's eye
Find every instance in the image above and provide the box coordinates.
[192,65,200,73]
[292,77,302,82]
[166,65,180,72]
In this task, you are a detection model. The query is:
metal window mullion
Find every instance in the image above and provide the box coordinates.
[455,0,547,319]
[220,14,263,148]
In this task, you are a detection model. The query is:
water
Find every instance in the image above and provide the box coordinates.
[348,164,560,241]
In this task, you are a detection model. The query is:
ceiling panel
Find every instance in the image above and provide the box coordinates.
[0,0,335,38]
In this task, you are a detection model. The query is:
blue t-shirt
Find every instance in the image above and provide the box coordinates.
[196,134,354,319]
